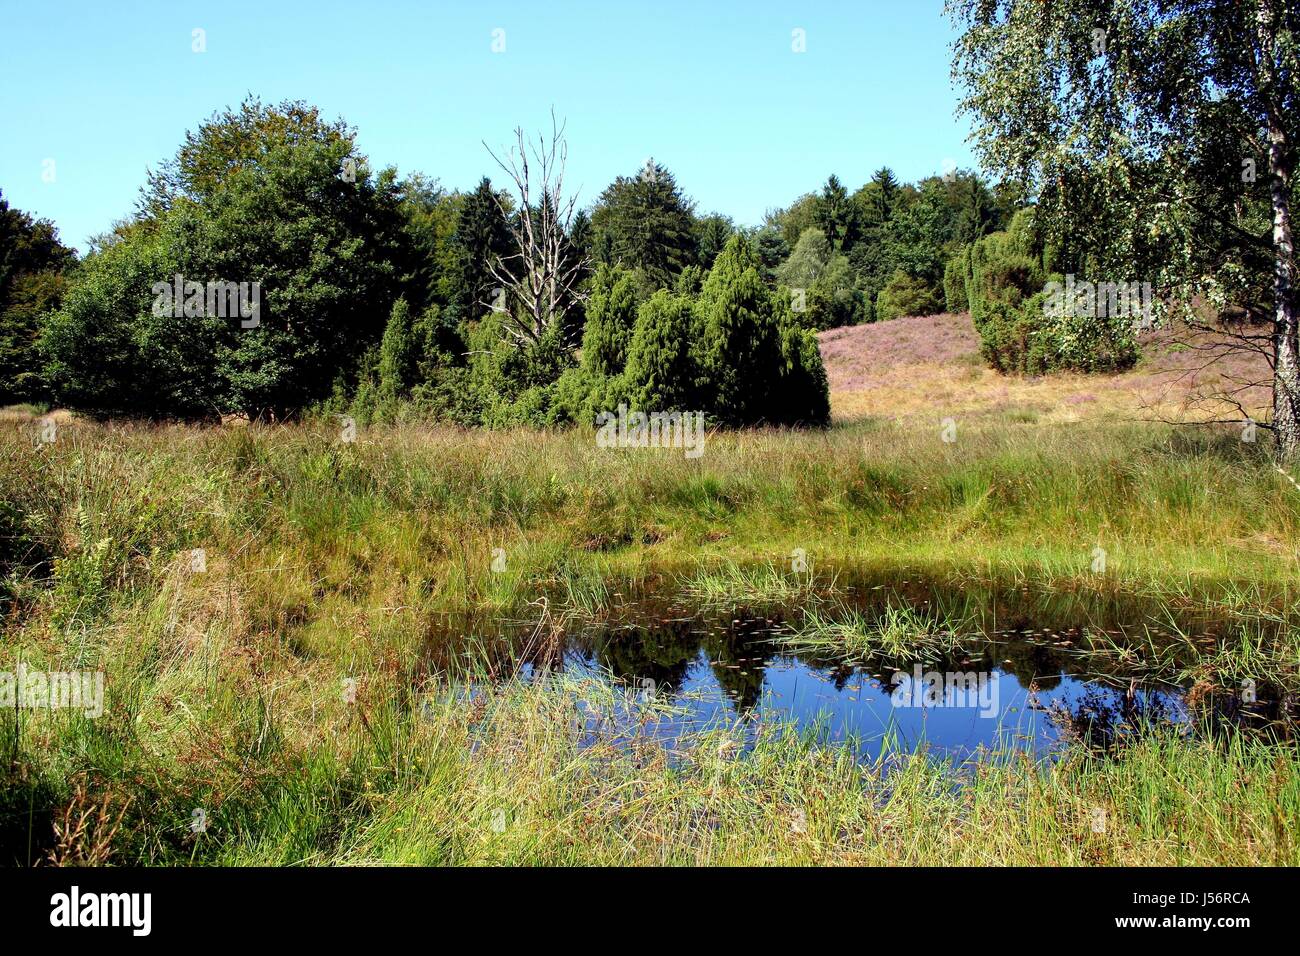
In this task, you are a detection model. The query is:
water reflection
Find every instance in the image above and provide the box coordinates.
[420,569,1297,762]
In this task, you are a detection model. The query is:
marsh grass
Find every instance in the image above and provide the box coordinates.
[782,601,964,663]
[1,415,1298,865]
[678,560,830,608]
[1079,611,1300,700]
[7,667,1295,866]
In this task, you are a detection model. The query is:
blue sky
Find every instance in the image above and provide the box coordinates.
[1,0,975,253]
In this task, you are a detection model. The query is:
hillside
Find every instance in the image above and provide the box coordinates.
[819,312,1272,426]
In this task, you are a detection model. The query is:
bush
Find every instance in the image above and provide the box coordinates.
[874,270,944,322]
[696,235,786,426]
[775,301,831,426]
[624,290,698,412]
[580,264,642,377]
[964,209,1137,374]
[378,297,418,401]
[943,251,967,313]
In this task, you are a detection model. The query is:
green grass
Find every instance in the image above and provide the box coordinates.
[781,602,961,663]
[678,560,828,608]
[1,415,1298,865]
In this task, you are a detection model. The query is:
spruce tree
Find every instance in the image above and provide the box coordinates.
[590,162,697,287]
[814,175,860,252]
[454,177,512,319]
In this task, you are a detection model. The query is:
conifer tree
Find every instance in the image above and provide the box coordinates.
[695,234,784,425]
[454,177,513,319]
[378,297,417,399]
[624,289,697,412]
[590,162,697,287]
[580,264,641,376]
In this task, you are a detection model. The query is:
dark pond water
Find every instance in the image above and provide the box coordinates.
[422,568,1295,763]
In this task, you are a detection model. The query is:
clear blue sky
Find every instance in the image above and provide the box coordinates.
[0,0,975,253]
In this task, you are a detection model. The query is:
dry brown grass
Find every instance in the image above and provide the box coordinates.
[820,313,1273,426]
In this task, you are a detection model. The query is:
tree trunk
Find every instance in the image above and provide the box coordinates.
[1267,116,1299,461]
[1259,1,1300,462]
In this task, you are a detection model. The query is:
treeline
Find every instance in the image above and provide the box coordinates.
[0,97,1123,425]
[0,192,74,406]
[761,168,1018,328]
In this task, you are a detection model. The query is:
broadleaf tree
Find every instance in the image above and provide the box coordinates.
[949,0,1300,460]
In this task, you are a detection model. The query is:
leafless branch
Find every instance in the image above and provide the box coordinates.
[481,111,589,345]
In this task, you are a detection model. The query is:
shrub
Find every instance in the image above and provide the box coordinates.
[964,209,1137,374]
[580,264,642,377]
[775,301,832,426]
[943,251,967,313]
[378,297,418,400]
[696,235,786,426]
[874,270,944,322]
[624,290,698,412]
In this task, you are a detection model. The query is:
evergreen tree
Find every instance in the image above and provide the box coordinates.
[412,303,465,377]
[754,227,790,283]
[580,263,642,376]
[624,289,697,411]
[693,214,735,271]
[814,175,860,252]
[454,177,513,319]
[696,234,784,426]
[378,297,418,399]
[875,270,945,322]
[864,167,900,224]
[775,299,832,427]
[590,162,697,288]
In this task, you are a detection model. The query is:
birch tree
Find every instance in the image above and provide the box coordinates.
[949,0,1299,460]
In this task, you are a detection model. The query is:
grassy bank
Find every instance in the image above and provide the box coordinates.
[2,415,1298,865]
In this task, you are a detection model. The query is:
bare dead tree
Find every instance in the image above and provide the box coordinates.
[482,113,589,345]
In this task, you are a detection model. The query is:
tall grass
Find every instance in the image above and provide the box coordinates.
[1,415,1297,865]
[783,602,960,663]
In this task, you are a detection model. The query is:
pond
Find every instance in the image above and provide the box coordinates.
[422,567,1296,763]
